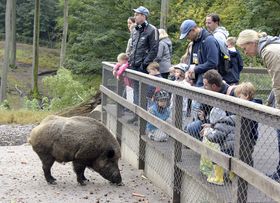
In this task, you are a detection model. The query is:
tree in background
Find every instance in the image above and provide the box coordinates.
[64,0,160,74]
[0,0,60,43]
[31,0,40,99]
[59,0,68,67]
[1,0,13,101]
[10,0,16,68]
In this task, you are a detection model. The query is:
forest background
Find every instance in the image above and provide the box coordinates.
[0,0,279,119]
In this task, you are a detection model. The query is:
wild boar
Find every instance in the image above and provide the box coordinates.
[29,115,122,186]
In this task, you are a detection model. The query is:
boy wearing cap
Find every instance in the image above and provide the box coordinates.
[170,63,191,124]
[127,6,159,124]
[179,19,220,87]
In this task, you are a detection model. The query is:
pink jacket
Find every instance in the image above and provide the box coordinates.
[113,62,129,77]
[113,62,131,86]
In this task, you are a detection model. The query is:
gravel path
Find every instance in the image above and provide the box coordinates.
[0,124,36,146]
[0,125,172,202]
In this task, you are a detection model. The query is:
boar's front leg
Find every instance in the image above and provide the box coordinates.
[73,161,88,186]
[38,153,57,184]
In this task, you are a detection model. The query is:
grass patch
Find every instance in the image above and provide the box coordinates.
[0,109,54,124]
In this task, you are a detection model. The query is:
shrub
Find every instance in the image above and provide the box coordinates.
[43,68,91,110]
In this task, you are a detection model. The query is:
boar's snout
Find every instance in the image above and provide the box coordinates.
[110,171,122,184]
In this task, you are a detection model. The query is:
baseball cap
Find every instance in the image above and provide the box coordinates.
[179,19,197,39]
[133,6,150,16]
[172,63,188,73]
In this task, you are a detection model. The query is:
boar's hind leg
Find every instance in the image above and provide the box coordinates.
[73,161,88,186]
[38,153,57,184]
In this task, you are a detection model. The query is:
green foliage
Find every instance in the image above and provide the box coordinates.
[64,0,161,74]
[0,100,10,110]
[23,97,41,111]
[42,67,92,110]
[0,0,61,41]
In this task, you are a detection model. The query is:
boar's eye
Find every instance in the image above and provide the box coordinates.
[107,148,115,158]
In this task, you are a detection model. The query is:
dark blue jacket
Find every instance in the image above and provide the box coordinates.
[223,50,244,84]
[191,29,220,87]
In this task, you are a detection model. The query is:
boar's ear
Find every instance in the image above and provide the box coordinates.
[106,148,115,158]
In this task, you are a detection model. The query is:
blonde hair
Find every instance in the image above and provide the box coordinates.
[236,29,267,46]
[147,62,160,72]
[234,82,256,100]
[158,29,168,40]
[226,37,237,47]
[117,53,128,62]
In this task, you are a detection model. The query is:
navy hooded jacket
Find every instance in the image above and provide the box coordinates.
[191,29,220,87]
[223,50,244,84]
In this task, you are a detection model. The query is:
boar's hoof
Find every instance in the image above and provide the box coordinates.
[78,180,87,186]
[117,182,124,186]
[47,178,57,185]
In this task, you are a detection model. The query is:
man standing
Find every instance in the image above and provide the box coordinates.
[205,13,229,43]
[179,19,220,87]
[128,6,159,123]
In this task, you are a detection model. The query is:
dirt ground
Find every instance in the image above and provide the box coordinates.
[0,145,171,203]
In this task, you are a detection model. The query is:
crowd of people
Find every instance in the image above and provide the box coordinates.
[111,6,280,184]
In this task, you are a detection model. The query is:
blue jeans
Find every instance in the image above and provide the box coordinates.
[184,120,203,141]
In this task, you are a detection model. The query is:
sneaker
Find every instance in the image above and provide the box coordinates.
[267,171,280,182]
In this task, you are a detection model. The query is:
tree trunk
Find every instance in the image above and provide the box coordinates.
[32,0,40,98]
[160,0,169,30]
[1,0,13,102]
[9,0,16,68]
[60,0,69,67]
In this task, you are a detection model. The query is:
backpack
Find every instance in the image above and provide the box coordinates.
[201,33,230,76]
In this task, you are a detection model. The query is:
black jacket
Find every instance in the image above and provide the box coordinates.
[129,22,159,73]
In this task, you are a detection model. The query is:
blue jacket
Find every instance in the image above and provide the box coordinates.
[191,29,220,87]
[223,50,244,84]
[146,103,170,132]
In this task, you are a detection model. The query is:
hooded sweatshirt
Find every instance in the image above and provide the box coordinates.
[213,26,229,43]
[155,37,172,74]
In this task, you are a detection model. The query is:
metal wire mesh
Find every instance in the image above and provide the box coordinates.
[101,63,280,202]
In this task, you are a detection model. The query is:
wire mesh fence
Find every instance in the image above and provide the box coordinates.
[101,62,280,203]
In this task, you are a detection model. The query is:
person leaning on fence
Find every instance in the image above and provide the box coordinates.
[127,6,159,124]
[154,29,172,79]
[146,90,170,142]
[237,29,280,182]
[200,108,234,185]
[169,63,191,124]
[179,19,220,87]
[222,37,244,85]
[146,62,162,108]
[184,70,235,141]
[234,82,262,166]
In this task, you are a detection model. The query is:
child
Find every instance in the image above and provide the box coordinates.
[112,53,129,80]
[168,66,176,81]
[202,82,262,185]
[170,63,190,124]
[146,62,162,108]
[146,90,170,142]
[223,37,244,85]
[112,53,132,102]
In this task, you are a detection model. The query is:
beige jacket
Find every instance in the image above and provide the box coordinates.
[260,44,280,109]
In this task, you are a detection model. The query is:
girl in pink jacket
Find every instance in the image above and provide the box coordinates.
[112,53,131,86]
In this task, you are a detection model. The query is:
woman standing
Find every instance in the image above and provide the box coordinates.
[155,29,172,79]
[237,29,280,182]
[126,17,136,56]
